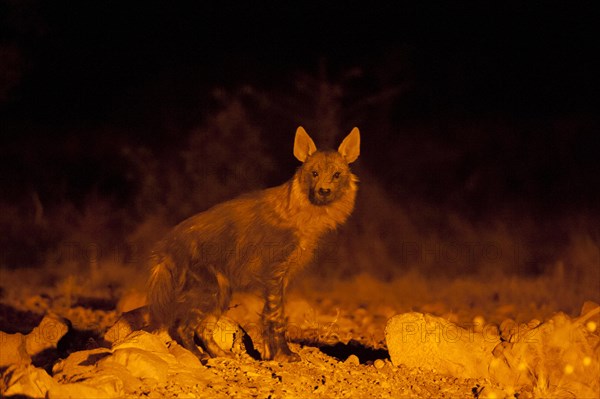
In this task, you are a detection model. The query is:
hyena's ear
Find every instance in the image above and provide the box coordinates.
[293,126,317,162]
[338,127,360,163]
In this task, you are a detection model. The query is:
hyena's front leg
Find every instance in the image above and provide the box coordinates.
[261,278,301,362]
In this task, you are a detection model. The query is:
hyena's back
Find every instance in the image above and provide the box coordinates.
[148,190,299,327]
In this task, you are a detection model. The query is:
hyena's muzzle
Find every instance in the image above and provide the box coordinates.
[310,185,333,205]
[310,174,345,205]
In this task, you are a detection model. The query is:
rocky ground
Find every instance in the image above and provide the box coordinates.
[0,266,598,398]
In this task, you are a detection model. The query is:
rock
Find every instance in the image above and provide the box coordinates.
[211,316,246,354]
[52,347,113,377]
[0,332,30,368]
[112,330,169,353]
[344,354,360,365]
[24,314,69,357]
[1,314,69,369]
[52,348,135,397]
[47,380,120,399]
[47,339,216,397]
[1,364,59,398]
[472,315,486,333]
[103,306,149,345]
[499,318,517,341]
[108,348,170,383]
[385,312,499,379]
[81,373,124,397]
[53,330,212,394]
[168,342,204,369]
[95,361,141,394]
[373,359,385,369]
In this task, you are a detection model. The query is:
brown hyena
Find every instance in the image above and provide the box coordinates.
[147,126,360,362]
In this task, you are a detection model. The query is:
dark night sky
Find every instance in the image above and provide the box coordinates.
[3,2,597,123]
[1,2,599,213]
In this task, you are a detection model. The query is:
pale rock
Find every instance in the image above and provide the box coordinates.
[373,359,385,369]
[95,360,141,392]
[212,316,246,354]
[111,329,169,353]
[1,364,59,398]
[0,315,68,369]
[47,381,118,399]
[49,348,127,397]
[52,347,112,377]
[168,342,204,369]
[0,332,30,367]
[80,373,124,397]
[108,347,169,383]
[24,314,69,357]
[344,354,360,365]
[385,312,499,379]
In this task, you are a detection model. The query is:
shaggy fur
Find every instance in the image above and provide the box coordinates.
[147,126,360,362]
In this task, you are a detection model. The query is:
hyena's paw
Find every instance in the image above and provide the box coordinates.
[273,350,301,363]
[204,343,236,359]
[195,346,234,365]
[197,351,211,366]
[265,342,301,362]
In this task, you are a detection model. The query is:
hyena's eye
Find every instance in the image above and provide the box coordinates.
[312,171,319,177]
[333,172,341,179]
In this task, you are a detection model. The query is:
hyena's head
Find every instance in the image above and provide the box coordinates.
[293,126,360,206]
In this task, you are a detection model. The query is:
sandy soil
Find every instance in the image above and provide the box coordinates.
[0,265,598,398]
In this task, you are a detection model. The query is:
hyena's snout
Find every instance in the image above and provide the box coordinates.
[310,185,334,205]
[318,187,331,197]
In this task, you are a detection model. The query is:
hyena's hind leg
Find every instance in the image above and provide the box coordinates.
[171,318,210,364]
[195,270,234,358]
[181,270,234,361]
[171,308,233,364]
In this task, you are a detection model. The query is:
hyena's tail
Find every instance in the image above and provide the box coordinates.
[147,258,178,328]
